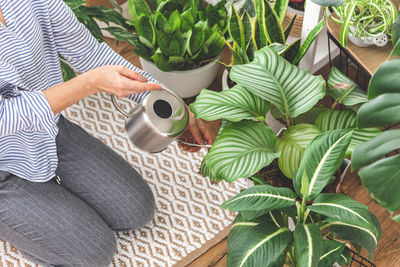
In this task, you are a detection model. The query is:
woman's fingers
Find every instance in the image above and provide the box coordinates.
[121,78,162,94]
[118,66,148,82]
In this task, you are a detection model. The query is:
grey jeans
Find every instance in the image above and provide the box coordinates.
[0,116,155,266]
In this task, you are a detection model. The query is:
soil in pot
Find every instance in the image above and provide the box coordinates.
[288,1,305,12]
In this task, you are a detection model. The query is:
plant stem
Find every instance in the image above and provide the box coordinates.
[286,117,291,127]
[331,101,338,109]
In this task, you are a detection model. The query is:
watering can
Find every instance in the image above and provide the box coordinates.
[111,86,211,153]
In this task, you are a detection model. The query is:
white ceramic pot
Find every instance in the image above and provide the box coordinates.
[348,26,388,47]
[139,55,222,98]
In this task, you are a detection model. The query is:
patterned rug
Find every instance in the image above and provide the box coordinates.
[0,93,246,267]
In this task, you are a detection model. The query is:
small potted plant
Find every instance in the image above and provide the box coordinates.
[222,129,381,266]
[331,0,398,47]
[283,0,305,38]
[126,0,228,98]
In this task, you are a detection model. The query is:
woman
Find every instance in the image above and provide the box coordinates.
[0,0,218,266]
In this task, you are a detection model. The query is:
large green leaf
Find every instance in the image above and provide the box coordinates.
[309,193,379,236]
[358,155,400,213]
[228,213,264,248]
[276,124,321,179]
[294,223,323,267]
[263,0,285,44]
[347,127,382,157]
[190,85,270,122]
[127,0,152,25]
[352,129,400,170]
[137,16,156,49]
[294,130,353,200]
[391,10,400,56]
[227,220,292,267]
[368,59,400,99]
[273,0,289,23]
[186,22,205,56]
[230,47,325,120]
[204,121,280,182]
[358,93,400,128]
[327,67,367,107]
[229,5,246,48]
[318,240,345,267]
[315,109,357,132]
[326,219,378,258]
[221,184,297,212]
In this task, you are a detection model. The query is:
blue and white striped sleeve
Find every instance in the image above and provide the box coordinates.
[0,86,58,138]
[47,0,158,103]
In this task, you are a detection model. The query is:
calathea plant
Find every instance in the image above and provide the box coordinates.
[225,0,326,66]
[351,14,400,222]
[191,46,380,182]
[222,129,381,266]
[126,0,228,71]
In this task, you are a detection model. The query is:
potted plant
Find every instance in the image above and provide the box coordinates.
[330,0,398,47]
[284,0,305,38]
[191,46,380,185]
[125,0,228,98]
[351,15,400,222]
[221,0,326,90]
[221,129,381,266]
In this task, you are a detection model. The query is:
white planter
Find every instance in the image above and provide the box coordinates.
[221,69,230,90]
[348,26,388,47]
[140,56,221,98]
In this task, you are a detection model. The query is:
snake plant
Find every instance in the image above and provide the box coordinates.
[223,129,381,266]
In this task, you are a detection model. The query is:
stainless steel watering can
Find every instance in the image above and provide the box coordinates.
[111,86,210,153]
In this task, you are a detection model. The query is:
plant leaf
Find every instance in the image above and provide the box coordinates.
[294,223,323,267]
[186,22,205,56]
[357,93,400,128]
[263,0,285,44]
[230,47,325,119]
[227,220,292,267]
[339,2,357,47]
[315,109,357,132]
[337,247,352,265]
[309,193,379,236]
[347,127,382,157]
[190,85,270,122]
[326,219,378,258]
[294,130,353,200]
[327,67,367,107]
[358,154,400,213]
[273,0,289,23]
[228,213,264,248]
[229,5,246,48]
[255,0,268,47]
[276,124,321,179]
[284,14,297,40]
[221,184,297,212]
[318,240,345,267]
[368,59,400,99]
[127,0,152,25]
[282,39,301,63]
[311,0,344,6]
[204,121,280,182]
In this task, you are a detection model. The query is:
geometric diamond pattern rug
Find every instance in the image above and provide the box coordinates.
[0,92,246,267]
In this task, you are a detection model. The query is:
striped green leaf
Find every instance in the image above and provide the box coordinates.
[309,193,379,236]
[294,223,323,267]
[340,2,357,47]
[273,0,289,23]
[294,130,353,200]
[255,0,268,47]
[230,47,325,120]
[204,121,280,182]
[276,124,321,179]
[263,0,285,44]
[347,127,382,156]
[242,12,253,49]
[221,184,297,212]
[190,85,270,122]
[200,158,222,182]
[227,220,292,267]
[229,4,246,48]
[327,67,367,107]
[318,240,345,267]
[326,219,379,258]
[315,109,357,132]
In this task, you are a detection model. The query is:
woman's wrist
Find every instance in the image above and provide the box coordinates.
[79,70,99,95]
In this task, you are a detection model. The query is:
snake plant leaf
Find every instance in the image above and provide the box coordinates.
[326,218,378,259]
[318,240,345,267]
[309,193,379,236]
[276,124,321,179]
[255,0,268,47]
[315,110,357,131]
[310,0,344,6]
[268,43,288,54]
[294,223,323,267]
[264,0,285,44]
[190,85,270,122]
[293,18,325,65]
[327,67,367,107]
[128,0,152,25]
[186,23,205,56]
[204,121,280,182]
[242,12,253,49]
[227,220,292,267]
[227,213,264,248]
[368,59,400,99]
[229,4,246,48]
[294,130,353,200]
[358,155,400,213]
[221,184,297,212]
[230,47,325,120]
[358,93,400,128]
[282,39,301,63]
[284,14,297,40]
[339,2,357,47]
[273,0,289,23]
[352,129,400,170]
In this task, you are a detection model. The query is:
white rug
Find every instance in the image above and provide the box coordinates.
[0,93,246,267]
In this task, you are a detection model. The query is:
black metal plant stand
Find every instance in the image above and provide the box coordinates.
[349,249,376,267]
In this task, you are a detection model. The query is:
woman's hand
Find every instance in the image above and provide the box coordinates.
[178,108,221,152]
[86,65,162,96]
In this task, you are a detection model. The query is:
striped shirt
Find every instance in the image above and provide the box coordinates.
[0,0,156,182]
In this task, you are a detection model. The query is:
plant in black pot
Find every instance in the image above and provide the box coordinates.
[222,129,381,266]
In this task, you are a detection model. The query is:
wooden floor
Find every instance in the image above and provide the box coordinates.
[108,39,400,267]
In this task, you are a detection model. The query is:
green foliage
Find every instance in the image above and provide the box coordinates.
[222,130,380,266]
[127,0,228,71]
[225,0,326,66]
